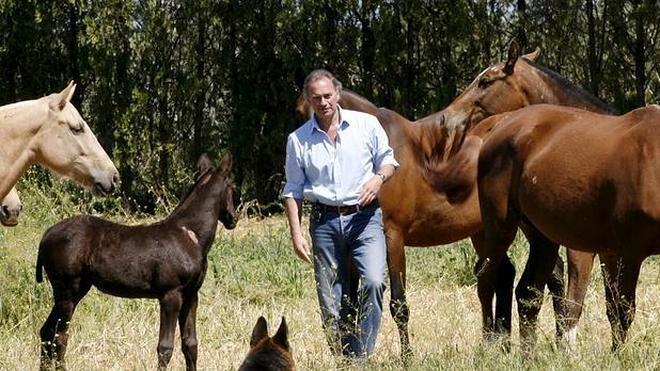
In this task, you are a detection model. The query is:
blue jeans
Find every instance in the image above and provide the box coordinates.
[309,203,386,358]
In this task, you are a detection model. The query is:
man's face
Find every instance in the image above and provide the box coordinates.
[306,77,339,122]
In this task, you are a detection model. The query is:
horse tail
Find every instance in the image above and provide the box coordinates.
[35,230,53,283]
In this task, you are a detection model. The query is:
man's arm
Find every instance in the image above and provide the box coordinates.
[284,197,312,264]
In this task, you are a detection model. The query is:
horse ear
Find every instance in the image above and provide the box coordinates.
[503,41,520,75]
[196,153,213,176]
[219,152,233,174]
[273,317,290,351]
[250,316,269,347]
[53,81,77,111]
[522,47,541,63]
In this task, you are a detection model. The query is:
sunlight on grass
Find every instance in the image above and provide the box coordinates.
[1,184,660,370]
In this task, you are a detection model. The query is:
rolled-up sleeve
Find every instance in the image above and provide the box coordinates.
[282,133,305,199]
[371,118,399,169]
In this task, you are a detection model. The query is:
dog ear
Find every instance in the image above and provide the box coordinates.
[273,317,290,351]
[250,316,269,347]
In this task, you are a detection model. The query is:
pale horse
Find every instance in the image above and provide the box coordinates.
[0,82,119,207]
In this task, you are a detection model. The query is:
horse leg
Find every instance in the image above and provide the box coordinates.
[385,228,412,361]
[158,290,183,370]
[471,232,495,337]
[563,249,595,349]
[476,222,517,349]
[179,292,199,371]
[472,231,515,344]
[546,251,567,339]
[516,225,559,353]
[494,254,515,347]
[40,279,91,371]
[599,253,641,351]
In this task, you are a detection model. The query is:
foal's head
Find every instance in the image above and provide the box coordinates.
[196,153,239,230]
[239,316,295,371]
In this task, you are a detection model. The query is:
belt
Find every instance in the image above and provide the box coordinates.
[314,201,376,215]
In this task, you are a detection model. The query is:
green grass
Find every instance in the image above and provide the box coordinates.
[1,180,660,370]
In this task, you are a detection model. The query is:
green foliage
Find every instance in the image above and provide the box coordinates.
[0,0,658,211]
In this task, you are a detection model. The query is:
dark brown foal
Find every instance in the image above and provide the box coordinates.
[36,153,238,371]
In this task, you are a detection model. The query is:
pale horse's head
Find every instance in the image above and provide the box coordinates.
[35,82,120,195]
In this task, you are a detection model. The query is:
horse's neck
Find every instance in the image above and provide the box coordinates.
[0,99,46,199]
[339,92,379,116]
[523,63,611,114]
[169,175,223,252]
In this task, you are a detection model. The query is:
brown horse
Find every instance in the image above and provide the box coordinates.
[239,317,295,371]
[36,153,238,371]
[295,43,610,355]
[475,103,660,350]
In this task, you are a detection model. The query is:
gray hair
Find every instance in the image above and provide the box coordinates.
[302,69,343,98]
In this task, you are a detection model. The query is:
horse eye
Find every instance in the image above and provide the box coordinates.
[478,78,494,89]
[70,124,84,135]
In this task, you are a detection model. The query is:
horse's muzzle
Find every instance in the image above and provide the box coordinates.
[0,205,19,227]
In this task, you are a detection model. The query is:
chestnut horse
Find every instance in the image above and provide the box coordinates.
[36,153,238,371]
[1,187,22,227]
[239,317,295,371]
[0,81,119,202]
[476,104,660,350]
[295,43,610,355]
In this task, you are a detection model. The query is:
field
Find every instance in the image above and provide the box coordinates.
[2,182,660,370]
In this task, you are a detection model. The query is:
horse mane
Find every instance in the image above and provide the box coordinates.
[523,59,614,114]
[167,166,216,218]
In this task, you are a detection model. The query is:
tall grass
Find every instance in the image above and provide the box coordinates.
[1,179,660,370]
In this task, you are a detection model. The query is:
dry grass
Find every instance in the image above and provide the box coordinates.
[1,189,660,370]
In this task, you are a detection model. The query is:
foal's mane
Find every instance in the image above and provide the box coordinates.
[168,166,216,217]
[523,58,614,114]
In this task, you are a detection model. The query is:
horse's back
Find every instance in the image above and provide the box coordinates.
[481,104,660,251]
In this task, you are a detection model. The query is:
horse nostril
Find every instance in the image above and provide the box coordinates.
[1,205,8,215]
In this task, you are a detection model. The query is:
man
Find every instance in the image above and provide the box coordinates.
[282,69,398,358]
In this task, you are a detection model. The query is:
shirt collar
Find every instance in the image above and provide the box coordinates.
[310,105,350,134]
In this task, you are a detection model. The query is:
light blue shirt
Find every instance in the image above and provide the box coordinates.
[283,106,399,206]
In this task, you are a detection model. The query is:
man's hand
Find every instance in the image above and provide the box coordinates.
[292,233,312,264]
[358,175,383,207]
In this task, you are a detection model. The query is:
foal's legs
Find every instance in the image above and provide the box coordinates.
[40,278,91,370]
[516,225,559,352]
[599,253,642,351]
[158,290,183,370]
[179,292,199,371]
[385,228,412,360]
